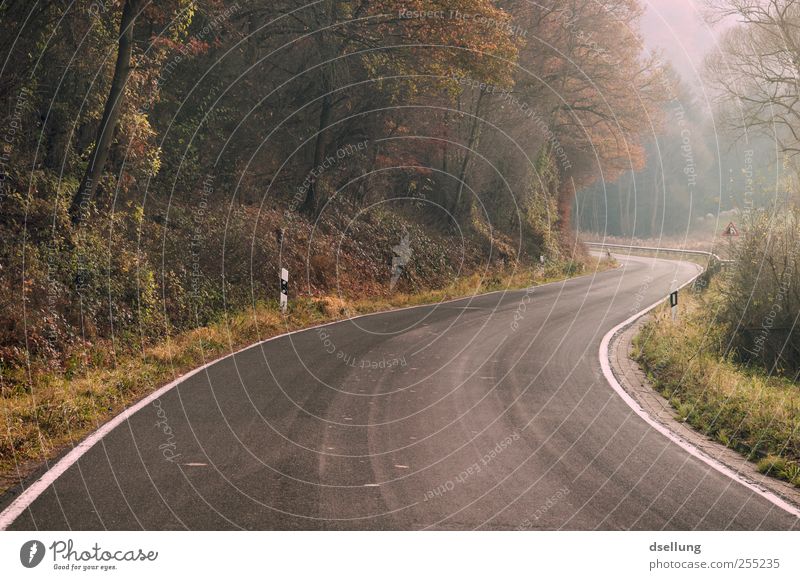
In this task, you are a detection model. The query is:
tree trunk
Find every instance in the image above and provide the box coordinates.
[630,178,635,235]
[69,0,140,225]
[302,92,333,215]
[302,0,338,216]
[356,141,379,203]
[557,175,575,236]
[650,169,661,237]
[441,110,449,179]
[453,90,485,215]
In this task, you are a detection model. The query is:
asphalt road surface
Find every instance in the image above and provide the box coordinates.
[4,254,799,530]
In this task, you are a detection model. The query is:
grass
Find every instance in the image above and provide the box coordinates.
[0,255,616,495]
[633,286,800,488]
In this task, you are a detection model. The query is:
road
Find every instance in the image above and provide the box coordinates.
[3,254,799,530]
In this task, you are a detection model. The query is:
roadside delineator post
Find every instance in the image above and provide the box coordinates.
[280,268,288,313]
[669,290,678,321]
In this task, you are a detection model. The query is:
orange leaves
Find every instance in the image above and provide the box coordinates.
[517,0,665,182]
[357,0,519,88]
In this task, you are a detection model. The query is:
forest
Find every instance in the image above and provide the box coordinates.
[4,0,800,495]
[0,0,664,388]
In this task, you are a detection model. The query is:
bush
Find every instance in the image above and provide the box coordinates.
[717,208,800,377]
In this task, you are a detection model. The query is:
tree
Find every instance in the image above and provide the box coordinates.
[508,0,665,236]
[69,0,142,225]
[706,0,800,176]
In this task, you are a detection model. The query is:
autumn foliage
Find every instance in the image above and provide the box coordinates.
[0,0,662,384]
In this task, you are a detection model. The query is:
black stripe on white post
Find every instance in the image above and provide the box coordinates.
[280,268,288,313]
[669,290,678,321]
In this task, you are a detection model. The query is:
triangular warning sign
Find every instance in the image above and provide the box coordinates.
[722,222,739,237]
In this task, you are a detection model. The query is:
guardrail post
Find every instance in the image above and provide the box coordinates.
[669,290,678,321]
[280,268,288,313]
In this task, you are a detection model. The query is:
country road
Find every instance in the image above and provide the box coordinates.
[3,254,798,530]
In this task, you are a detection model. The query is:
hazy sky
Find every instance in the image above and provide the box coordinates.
[640,0,728,90]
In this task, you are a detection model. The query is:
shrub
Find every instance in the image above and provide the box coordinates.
[717,207,800,377]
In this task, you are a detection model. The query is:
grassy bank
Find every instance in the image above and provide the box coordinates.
[633,287,800,488]
[1,256,615,495]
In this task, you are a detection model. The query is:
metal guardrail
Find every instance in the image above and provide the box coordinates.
[584,242,733,266]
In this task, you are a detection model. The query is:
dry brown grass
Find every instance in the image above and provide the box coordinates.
[1,256,617,494]
[634,288,800,487]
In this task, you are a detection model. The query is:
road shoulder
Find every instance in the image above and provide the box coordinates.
[609,315,800,510]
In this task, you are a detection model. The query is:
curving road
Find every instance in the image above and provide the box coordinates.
[3,254,799,530]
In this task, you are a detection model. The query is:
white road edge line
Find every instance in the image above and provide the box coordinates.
[6,256,798,527]
[0,270,601,530]
[599,262,800,519]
